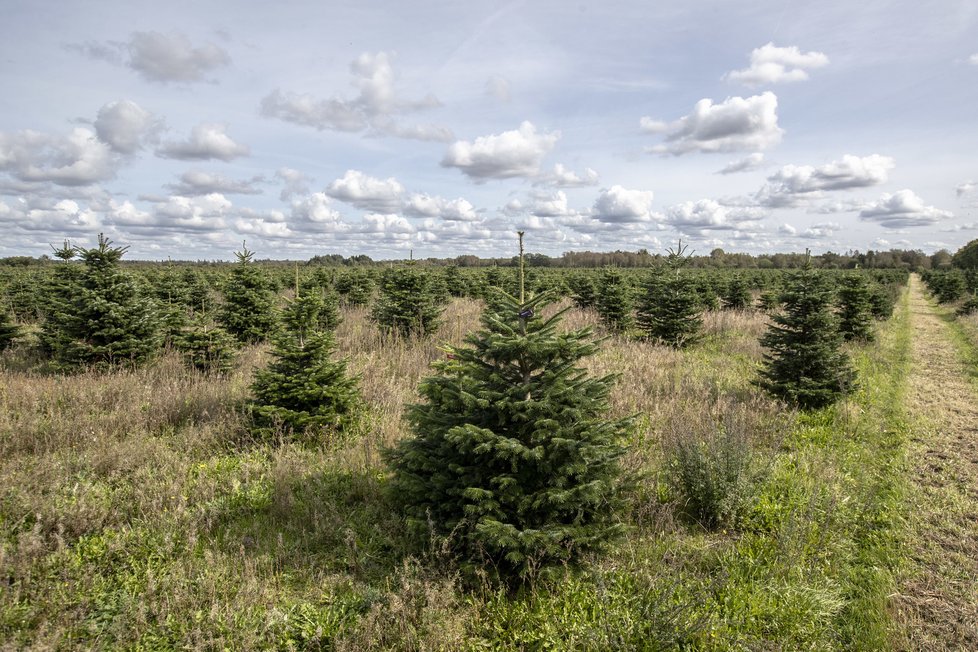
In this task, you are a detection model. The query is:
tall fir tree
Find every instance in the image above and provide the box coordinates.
[757,264,854,410]
[371,265,443,338]
[45,234,161,370]
[249,291,360,441]
[835,274,875,342]
[218,244,276,344]
[387,234,630,580]
[595,267,634,332]
[636,242,702,348]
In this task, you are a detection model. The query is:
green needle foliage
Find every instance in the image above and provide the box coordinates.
[595,267,633,332]
[175,317,237,374]
[722,275,752,311]
[0,306,19,351]
[249,292,360,442]
[371,265,443,338]
[43,234,161,371]
[219,245,276,344]
[757,265,855,410]
[636,242,702,348]
[836,274,875,342]
[386,289,631,581]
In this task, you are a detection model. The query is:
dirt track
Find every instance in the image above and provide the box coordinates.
[895,276,978,650]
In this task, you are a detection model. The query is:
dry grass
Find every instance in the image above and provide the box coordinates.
[0,289,913,649]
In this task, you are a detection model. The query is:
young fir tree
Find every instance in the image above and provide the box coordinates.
[386,234,630,580]
[218,244,276,344]
[0,306,19,351]
[636,242,703,348]
[722,274,752,310]
[37,240,81,357]
[334,269,375,306]
[47,234,161,370]
[757,263,855,410]
[175,316,237,374]
[595,267,634,332]
[249,291,360,441]
[567,272,598,310]
[835,274,875,342]
[371,265,443,338]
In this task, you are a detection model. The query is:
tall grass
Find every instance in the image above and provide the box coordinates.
[0,290,914,649]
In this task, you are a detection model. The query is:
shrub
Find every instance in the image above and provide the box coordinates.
[662,407,759,530]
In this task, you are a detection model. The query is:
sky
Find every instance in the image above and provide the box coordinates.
[1,0,976,261]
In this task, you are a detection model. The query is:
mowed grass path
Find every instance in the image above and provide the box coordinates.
[895,276,978,650]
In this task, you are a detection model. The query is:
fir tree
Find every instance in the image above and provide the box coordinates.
[757,264,854,410]
[175,317,237,374]
[595,267,633,332]
[218,244,276,344]
[249,291,360,441]
[387,234,630,580]
[0,307,19,351]
[334,269,375,306]
[636,242,702,348]
[567,272,598,310]
[835,274,875,342]
[722,275,752,310]
[37,241,81,357]
[46,234,161,370]
[371,265,443,338]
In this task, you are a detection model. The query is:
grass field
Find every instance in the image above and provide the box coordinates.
[1,289,917,650]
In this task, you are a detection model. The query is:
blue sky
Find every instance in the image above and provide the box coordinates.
[1,0,976,260]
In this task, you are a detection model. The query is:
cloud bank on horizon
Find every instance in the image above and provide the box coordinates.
[1,0,976,260]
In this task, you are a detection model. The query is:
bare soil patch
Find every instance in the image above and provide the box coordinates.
[895,276,978,650]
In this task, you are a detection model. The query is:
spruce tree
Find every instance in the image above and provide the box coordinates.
[37,241,81,357]
[757,264,854,410]
[835,274,875,342]
[595,267,633,332]
[387,234,629,580]
[46,234,161,370]
[636,242,702,348]
[371,265,443,338]
[218,244,276,344]
[249,291,360,441]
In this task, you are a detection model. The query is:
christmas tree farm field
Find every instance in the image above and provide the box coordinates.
[0,292,913,649]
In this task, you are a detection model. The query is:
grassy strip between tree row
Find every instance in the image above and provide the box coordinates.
[0,286,912,650]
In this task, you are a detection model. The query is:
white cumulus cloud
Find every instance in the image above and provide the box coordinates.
[643,92,783,155]
[534,163,599,188]
[93,100,162,154]
[260,51,450,141]
[592,185,655,223]
[71,31,230,84]
[756,154,894,207]
[725,43,829,86]
[156,124,249,161]
[859,190,953,228]
[404,193,478,221]
[165,170,264,196]
[325,169,405,212]
[717,153,765,175]
[0,127,116,186]
[442,121,559,180]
